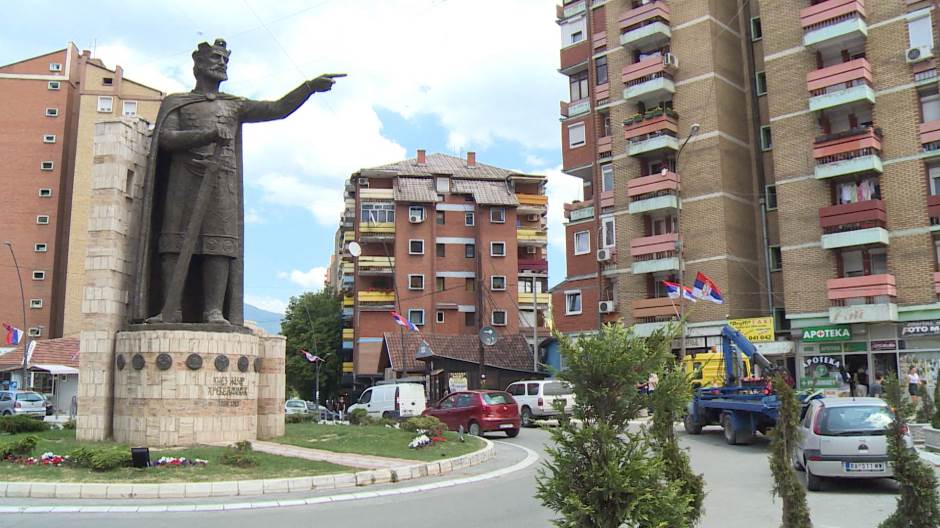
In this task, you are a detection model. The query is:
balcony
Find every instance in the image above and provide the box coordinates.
[519,292,552,306]
[628,171,680,214]
[342,328,354,340]
[934,272,940,295]
[564,201,594,221]
[343,296,353,307]
[560,39,590,73]
[819,200,888,249]
[632,297,677,322]
[357,291,396,309]
[630,233,679,274]
[595,82,610,103]
[517,194,548,206]
[342,231,354,242]
[807,58,874,112]
[358,256,395,274]
[343,361,354,374]
[600,190,614,209]
[813,127,882,180]
[597,135,613,156]
[920,120,940,154]
[625,110,679,157]
[359,188,393,200]
[518,228,549,246]
[560,98,591,118]
[622,56,676,106]
[360,222,395,234]
[518,258,548,273]
[557,0,586,20]
[827,274,898,323]
[619,1,671,50]
[342,307,353,319]
[800,0,867,50]
[929,195,940,223]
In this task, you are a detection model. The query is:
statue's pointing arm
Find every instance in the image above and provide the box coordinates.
[159,108,220,152]
[240,75,338,123]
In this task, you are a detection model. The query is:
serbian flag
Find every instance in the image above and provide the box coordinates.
[692,272,724,304]
[390,311,419,332]
[663,281,696,302]
[300,348,322,363]
[3,323,23,345]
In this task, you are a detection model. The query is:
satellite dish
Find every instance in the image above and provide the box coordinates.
[347,241,362,257]
[479,326,498,347]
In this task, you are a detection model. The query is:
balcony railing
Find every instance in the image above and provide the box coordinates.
[800,0,867,49]
[619,1,671,49]
[929,195,940,224]
[561,98,591,118]
[517,194,548,206]
[518,258,548,273]
[360,188,393,200]
[557,0,586,20]
[519,292,551,305]
[818,200,885,234]
[934,272,940,295]
[813,126,882,180]
[560,39,590,73]
[623,57,676,106]
[358,256,395,274]
[518,228,548,245]
[360,222,395,234]
[342,328,354,340]
[343,296,354,307]
[632,297,678,322]
[827,274,896,302]
[625,110,679,157]
[597,135,613,156]
[564,200,594,221]
[806,58,874,111]
[628,171,679,214]
[599,190,614,209]
[921,120,940,152]
[630,233,678,259]
[357,290,396,304]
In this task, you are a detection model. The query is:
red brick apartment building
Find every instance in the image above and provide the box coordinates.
[329,152,548,391]
[551,0,940,386]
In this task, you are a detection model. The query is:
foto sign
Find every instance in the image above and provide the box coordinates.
[802,325,851,342]
[900,320,940,337]
[729,317,775,343]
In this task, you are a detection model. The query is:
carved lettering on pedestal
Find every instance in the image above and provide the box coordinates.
[208,375,247,407]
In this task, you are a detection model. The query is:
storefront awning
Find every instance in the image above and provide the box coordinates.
[754,341,795,356]
[31,364,79,375]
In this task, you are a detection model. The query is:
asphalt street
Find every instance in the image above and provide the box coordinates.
[1,425,935,528]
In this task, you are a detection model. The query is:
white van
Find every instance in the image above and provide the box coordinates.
[348,383,426,419]
[505,379,575,427]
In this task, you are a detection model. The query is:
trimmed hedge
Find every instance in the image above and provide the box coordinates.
[0,435,38,458]
[401,416,445,437]
[0,415,50,434]
[69,446,132,471]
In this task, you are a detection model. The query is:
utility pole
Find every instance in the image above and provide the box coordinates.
[4,241,29,387]
[532,283,538,372]
[675,124,701,360]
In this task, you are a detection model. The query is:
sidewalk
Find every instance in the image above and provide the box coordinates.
[248,441,417,469]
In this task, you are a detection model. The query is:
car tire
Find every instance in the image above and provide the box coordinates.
[468,421,482,436]
[805,458,822,492]
[793,454,804,472]
[1,410,10,416]
[505,428,519,438]
[382,412,392,420]
[721,414,737,445]
[521,407,533,428]
[684,413,703,435]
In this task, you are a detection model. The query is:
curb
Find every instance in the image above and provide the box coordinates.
[0,439,495,500]
[917,447,940,467]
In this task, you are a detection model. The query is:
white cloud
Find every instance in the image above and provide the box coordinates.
[280,267,328,290]
[245,295,287,315]
[245,208,263,224]
[544,167,583,253]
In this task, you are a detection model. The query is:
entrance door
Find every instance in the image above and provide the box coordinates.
[844,354,869,397]
[873,353,898,379]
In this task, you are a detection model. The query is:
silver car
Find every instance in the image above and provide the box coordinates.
[794,397,910,491]
[0,390,47,418]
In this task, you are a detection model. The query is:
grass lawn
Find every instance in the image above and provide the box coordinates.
[276,423,485,462]
[0,429,352,483]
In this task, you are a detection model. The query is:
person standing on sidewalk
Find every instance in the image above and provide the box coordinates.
[909,367,922,409]
[868,373,884,398]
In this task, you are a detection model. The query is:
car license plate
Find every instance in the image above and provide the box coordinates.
[499,423,514,429]
[844,462,885,472]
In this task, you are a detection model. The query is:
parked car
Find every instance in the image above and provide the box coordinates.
[284,399,308,415]
[794,397,909,491]
[0,390,47,418]
[348,383,426,419]
[505,379,575,427]
[305,402,340,421]
[423,390,520,438]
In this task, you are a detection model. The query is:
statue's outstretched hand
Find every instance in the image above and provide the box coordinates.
[308,73,346,93]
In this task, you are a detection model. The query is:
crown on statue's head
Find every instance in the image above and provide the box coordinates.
[193,38,230,61]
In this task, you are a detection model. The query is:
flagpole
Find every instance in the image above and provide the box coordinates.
[4,241,29,387]
[675,124,700,361]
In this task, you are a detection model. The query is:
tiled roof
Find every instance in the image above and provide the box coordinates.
[368,153,520,181]
[383,332,535,373]
[0,337,80,372]
[451,180,519,206]
[394,177,440,203]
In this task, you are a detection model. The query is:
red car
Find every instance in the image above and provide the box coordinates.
[423,390,520,438]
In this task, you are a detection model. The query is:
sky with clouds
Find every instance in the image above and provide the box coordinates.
[1,0,584,315]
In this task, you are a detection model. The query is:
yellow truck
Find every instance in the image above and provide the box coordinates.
[682,349,751,389]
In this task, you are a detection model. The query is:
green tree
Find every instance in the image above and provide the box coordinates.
[537,324,694,528]
[917,382,935,424]
[280,291,342,404]
[881,375,940,528]
[769,375,812,528]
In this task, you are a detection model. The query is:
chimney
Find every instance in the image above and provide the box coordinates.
[467,151,476,168]
[416,149,426,165]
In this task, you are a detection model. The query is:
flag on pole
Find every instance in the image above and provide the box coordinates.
[691,272,724,304]
[662,281,696,302]
[299,348,322,363]
[2,323,23,345]
[390,311,419,332]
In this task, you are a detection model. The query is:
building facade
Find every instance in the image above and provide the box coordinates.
[0,44,161,340]
[333,151,548,389]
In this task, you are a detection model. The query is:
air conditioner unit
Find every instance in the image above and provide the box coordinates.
[527,214,541,222]
[598,301,615,314]
[409,214,423,223]
[357,177,370,186]
[906,46,934,64]
[662,53,679,69]
[597,248,611,262]
[526,246,537,255]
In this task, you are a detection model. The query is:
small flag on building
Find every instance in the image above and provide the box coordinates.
[299,348,322,363]
[692,272,724,305]
[663,281,696,302]
[2,323,23,346]
[390,311,419,332]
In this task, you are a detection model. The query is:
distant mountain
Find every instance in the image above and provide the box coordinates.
[244,304,283,335]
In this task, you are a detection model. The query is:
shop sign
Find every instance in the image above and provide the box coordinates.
[871,340,897,351]
[900,320,940,337]
[799,355,844,389]
[802,325,852,342]
[843,342,867,352]
[729,317,775,343]
[818,343,842,354]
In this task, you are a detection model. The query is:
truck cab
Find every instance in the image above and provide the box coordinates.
[682,350,752,389]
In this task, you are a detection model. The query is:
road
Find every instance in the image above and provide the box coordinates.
[0,424,931,528]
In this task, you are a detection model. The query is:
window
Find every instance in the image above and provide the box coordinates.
[436,243,445,257]
[409,206,425,222]
[360,202,395,223]
[45,108,58,117]
[908,11,935,50]
[465,312,476,326]
[490,208,505,223]
[760,126,773,151]
[769,245,782,271]
[465,212,475,226]
[492,310,508,326]
[595,56,608,85]
[601,164,613,193]
[931,164,940,196]
[465,278,476,292]
[755,71,767,96]
[42,134,56,144]
[835,177,880,204]
[841,248,887,277]
[28,328,41,337]
[561,16,587,47]
[574,231,590,255]
[490,241,506,257]
[408,239,424,255]
[465,244,475,258]
[491,276,507,291]
[601,113,611,137]
[36,215,50,225]
[436,277,445,291]
[602,217,615,247]
[47,81,60,90]
[32,271,46,280]
[102,77,114,86]
[38,188,52,198]
[568,122,586,148]
[97,96,113,113]
[40,161,54,171]
[565,291,583,315]
[921,89,940,123]
[48,62,62,72]
[750,17,762,41]
[765,184,778,210]
[29,299,42,309]
[569,70,589,101]
[436,311,445,323]
[122,100,138,117]
[570,30,583,44]
[34,243,47,252]
[436,210,445,225]
[408,274,425,290]
[408,309,425,327]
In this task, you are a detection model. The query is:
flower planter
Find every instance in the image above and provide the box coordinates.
[909,423,928,444]
[924,426,940,452]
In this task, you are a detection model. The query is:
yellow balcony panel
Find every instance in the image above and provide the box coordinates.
[342,328,354,340]
[358,256,395,268]
[342,361,354,373]
[342,231,354,242]
[358,291,396,303]
[517,194,548,206]
[359,188,394,200]
[343,296,354,307]
[519,292,551,305]
[361,223,395,234]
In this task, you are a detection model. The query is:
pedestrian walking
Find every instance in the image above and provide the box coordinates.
[868,373,884,398]
[908,366,922,407]
[856,367,869,398]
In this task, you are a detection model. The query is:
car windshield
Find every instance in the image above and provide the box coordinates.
[482,392,513,405]
[819,405,893,436]
[286,401,305,408]
[543,382,573,396]
[17,393,44,402]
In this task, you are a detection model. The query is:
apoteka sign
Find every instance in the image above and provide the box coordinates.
[799,354,844,389]
[802,325,851,342]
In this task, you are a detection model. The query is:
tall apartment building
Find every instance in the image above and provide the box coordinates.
[552,0,940,388]
[332,151,548,390]
[0,44,162,340]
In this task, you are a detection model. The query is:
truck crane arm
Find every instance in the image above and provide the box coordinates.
[720,325,778,384]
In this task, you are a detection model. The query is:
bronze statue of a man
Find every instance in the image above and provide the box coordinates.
[132,39,341,326]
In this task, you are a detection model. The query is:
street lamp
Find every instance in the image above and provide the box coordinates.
[674,123,701,360]
[4,241,29,386]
